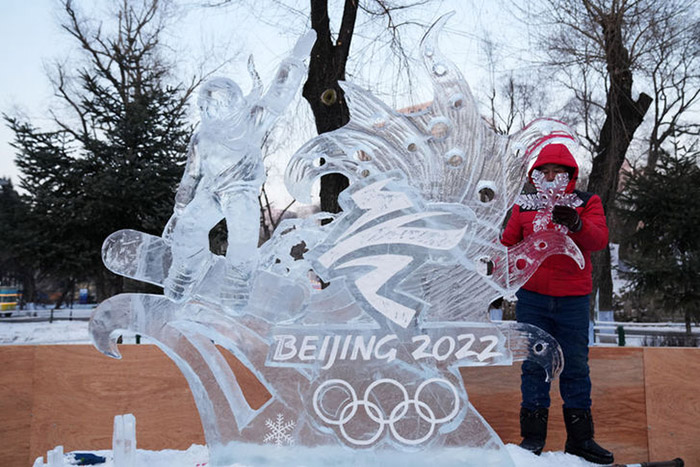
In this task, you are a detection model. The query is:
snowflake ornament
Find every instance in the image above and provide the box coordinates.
[263,413,296,447]
[517,170,582,233]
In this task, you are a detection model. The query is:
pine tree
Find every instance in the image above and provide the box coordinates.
[0,178,36,301]
[618,144,700,341]
[5,0,195,301]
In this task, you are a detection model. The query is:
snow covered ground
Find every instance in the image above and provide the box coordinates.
[0,319,143,345]
[4,307,693,348]
[34,443,600,467]
[0,320,92,345]
[0,304,146,345]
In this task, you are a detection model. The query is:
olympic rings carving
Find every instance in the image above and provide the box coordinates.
[312,377,461,446]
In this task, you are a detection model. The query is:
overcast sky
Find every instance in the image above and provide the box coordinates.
[1,0,67,184]
[0,0,534,199]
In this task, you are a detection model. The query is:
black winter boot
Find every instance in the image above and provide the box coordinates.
[563,408,614,464]
[519,407,548,455]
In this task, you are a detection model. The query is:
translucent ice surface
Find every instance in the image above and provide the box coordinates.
[113,414,136,467]
[162,31,316,310]
[90,16,584,467]
[285,13,584,318]
[519,171,583,233]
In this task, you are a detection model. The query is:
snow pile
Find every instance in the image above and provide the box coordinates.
[34,443,598,467]
[0,319,149,345]
[0,321,92,345]
[610,243,631,298]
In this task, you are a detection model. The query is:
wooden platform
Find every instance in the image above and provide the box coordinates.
[1,345,698,466]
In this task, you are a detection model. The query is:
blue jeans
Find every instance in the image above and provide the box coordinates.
[516,288,592,410]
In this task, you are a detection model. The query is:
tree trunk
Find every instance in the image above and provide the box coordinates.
[684,310,694,346]
[585,6,653,314]
[53,278,75,310]
[302,0,357,214]
[95,269,122,303]
[21,270,37,305]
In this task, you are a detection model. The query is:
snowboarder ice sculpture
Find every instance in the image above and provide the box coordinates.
[91,14,584,467]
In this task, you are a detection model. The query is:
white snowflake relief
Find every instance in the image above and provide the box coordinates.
[263,413,296,447]
[516,171,583,233]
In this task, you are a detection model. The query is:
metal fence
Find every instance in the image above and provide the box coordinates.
[594,321,700,347]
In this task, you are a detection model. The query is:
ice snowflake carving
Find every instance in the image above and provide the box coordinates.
[88,13,587,467]
[263,413,296,447]
[517,170,583,233]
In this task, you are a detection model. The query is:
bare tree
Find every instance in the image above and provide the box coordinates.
[300,0,358,214]
[204,0,436,215]
[521,0,687,312]
[302,0,435,214]
[480,33,553,135]
[640,1,700,175]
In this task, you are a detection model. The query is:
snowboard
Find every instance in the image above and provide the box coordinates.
[101,229,307,317]
[102,229,177,287]
[102,229,227,302]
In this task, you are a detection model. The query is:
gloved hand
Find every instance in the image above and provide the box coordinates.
[552,205,582,232]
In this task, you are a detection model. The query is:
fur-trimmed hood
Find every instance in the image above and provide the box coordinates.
[528,143,579,192]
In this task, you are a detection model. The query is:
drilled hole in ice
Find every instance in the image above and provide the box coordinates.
[430,119,450,140]
[478,187,495,203]
[451,94,465,109]
[477,257,495,276]
[515,258,527,270]
[354,150,372,162]
[433,63,447,76]
[447,154,463,167]
[445,148,465,168]
[533,342,546,354]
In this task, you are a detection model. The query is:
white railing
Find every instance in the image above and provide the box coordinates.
[593,321,700,346]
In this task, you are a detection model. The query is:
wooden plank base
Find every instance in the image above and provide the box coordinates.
[1,345,698,466]
[462,347,648,463]
[644,348,700,463]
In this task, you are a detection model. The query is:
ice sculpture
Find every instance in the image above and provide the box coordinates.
[113,413,136,466]
[518,169,583,233]
[162,30,317,310]
[90,14,585,467]
[32,446,63,467]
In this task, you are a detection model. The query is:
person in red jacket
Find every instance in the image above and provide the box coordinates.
[501,142,614,464]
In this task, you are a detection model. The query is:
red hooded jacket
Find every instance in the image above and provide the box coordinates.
[501,143,609,296]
